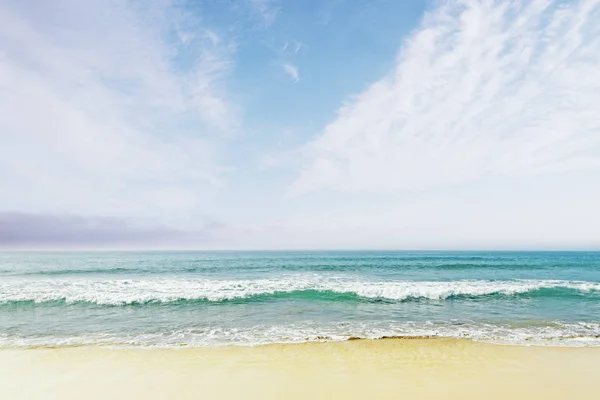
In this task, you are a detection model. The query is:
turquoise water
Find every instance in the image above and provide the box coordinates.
[0,251,599,347]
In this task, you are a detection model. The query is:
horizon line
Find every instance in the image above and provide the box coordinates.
[1,248,600,252]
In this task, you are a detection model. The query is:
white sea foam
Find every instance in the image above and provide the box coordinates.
[0,276,598,305]
[1,321,599,348]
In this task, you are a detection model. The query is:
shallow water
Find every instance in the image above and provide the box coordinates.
[0,251,599,347]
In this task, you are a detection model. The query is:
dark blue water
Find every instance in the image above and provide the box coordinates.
[0,251,599,347]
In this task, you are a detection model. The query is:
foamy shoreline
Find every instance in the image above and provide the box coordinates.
[1,338,599,399]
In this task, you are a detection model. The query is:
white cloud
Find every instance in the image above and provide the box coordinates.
[249,0,279,27]
[294,41,305,54]
[0,0,236,218]
[204,29,221,45]
[282,63,299,82]
[290,0,600,195]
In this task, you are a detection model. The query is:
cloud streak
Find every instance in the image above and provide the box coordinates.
[249,0,279,27]
[290,0,600,195]
[282,63,300,82]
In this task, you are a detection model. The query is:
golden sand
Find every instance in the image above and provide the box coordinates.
[0,339,599,399]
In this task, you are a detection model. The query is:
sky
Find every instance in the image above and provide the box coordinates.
[1,0,600,250]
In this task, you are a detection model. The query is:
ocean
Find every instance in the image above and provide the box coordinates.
[0,251,599,348]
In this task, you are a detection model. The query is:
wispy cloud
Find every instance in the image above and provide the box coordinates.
[290,0,600,195]
[316,0,346,26]
[282,63,300,82]
[0,0,237,218]
[249,0,279,27]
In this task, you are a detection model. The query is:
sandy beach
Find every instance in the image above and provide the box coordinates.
[1,339,599,399]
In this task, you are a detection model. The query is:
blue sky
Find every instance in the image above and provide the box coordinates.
[1,0,600,249]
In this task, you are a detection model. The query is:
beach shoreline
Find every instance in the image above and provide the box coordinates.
[1,338,599,399]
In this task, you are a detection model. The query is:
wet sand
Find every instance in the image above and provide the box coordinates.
[1,338,599,399]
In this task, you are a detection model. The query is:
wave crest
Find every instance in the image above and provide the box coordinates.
[1,277,598,306]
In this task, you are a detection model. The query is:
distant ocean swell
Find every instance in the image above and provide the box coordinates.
[1,278,599,306]
[0,262,562,276]
[0,263,554,276]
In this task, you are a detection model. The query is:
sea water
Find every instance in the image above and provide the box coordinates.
[0,251,599,347]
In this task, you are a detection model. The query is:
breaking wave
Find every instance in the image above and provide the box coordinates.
[1,277,598,306]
